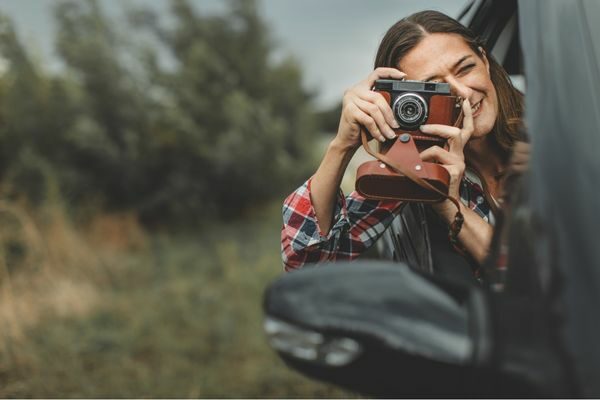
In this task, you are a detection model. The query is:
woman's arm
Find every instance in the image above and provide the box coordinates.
[419,99,494,263]
[444,202,493,264]
[283,67,413,270]
[281,181,401,271]
[309,138,357,234]
[310,67,406,235]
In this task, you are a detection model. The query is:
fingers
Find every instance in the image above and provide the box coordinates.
[337,68,406,147]
[346,102,387,143]
[419,124,461,139]
[420,145,464,166]
[420,146,465,187]
[366,67,406,86]
[439,164,465,186]
[460,98,474,141]
[354,98,397,140]
[357,67,405,129]
[365,91,400,129]
[419,98,475,154]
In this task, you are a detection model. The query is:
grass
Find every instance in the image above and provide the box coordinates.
[0,200,354,398]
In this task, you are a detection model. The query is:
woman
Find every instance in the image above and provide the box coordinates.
[281,10,524,282]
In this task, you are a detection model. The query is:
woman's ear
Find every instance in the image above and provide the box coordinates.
[478,46,491,74]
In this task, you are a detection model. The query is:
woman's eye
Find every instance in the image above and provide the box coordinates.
[458,64,476,75]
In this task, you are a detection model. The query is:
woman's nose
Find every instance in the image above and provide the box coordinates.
[448,79,473,100]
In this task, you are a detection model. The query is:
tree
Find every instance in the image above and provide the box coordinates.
[0,0,318,225]
[128,0,317,222]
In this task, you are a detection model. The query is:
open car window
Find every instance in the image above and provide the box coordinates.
[460,0,524,91]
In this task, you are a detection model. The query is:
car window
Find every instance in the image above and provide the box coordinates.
[461,0,524,91]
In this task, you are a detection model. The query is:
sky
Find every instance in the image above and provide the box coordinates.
[0,0,466,108]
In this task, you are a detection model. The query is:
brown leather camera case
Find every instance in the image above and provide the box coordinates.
[355,94,461,202]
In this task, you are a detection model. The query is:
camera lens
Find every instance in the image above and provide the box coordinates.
[402,103,418,117]
[392,93,428,129]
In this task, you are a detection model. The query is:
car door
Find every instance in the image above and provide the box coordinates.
[518,0,600,396]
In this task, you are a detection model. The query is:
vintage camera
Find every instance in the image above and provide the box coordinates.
[374,79,461,152]
[355,79,462,202]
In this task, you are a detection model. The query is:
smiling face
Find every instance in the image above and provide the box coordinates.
[398,33,499,139]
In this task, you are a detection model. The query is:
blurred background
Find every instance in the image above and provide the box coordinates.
[0,0,463,397]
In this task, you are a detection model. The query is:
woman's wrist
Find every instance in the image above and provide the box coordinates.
[310,136,358,235]
[329,135,360,156]
[432,199,463,225]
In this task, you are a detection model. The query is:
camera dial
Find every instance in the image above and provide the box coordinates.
[393,93,428,129]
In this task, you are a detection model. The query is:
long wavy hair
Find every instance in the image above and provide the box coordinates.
[375,10,524,158]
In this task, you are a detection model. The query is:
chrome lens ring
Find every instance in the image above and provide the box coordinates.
[393,93,428,129]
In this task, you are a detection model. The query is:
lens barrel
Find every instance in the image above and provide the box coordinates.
[393,93,428,129]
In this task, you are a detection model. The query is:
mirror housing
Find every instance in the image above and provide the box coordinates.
[264,261,571,397]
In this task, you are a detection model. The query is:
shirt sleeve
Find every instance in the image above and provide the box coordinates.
[281,177,402,271]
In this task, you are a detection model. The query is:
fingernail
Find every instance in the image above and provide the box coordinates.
[378,136,386,143]
[391,121,400,129]
[386,129,397,139]
[419,124,429,131]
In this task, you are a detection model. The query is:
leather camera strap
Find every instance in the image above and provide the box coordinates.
[360,129,463,214]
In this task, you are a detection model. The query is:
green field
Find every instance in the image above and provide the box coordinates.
[0,201,352,398]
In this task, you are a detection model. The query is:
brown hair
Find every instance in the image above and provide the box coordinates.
[375,10,524,158]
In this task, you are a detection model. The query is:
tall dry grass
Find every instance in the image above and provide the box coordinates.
[0,198,352,397]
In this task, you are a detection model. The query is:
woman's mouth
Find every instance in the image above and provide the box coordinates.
[471,100,483,118]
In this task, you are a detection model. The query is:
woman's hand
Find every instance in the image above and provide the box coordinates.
[419,98,474,222]
[333,67,406,150]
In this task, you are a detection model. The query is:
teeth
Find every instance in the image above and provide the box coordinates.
[472,102,481,113]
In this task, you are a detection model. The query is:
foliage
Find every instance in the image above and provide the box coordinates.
[315,100,343,134]
[0,0,318,225]
[0,199,353,397]
[0,2,338,396]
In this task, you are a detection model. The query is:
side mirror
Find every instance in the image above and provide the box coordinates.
[263,261,571,397]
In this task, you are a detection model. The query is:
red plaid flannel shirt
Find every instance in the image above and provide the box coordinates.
[281,172,495,272]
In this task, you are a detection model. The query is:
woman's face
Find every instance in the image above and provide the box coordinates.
[399,33,498,139]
